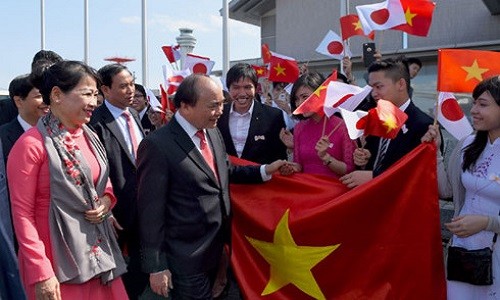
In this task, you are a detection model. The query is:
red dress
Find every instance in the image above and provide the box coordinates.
[7,127,128,300]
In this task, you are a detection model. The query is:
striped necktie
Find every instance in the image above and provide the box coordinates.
[374,138,390,173]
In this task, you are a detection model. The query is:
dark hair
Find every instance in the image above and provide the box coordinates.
[31,50,63,70]
[462,75,500,172]
[98,64,132,87]
[336,73,349,84]
[407,57,422,69]
[367,58,411,94]
[134,83,146,97]
[38,60,100,105]
[226,63,258,90]
[8,74,34,101]
[290,71,325,120]
[173,74,208,108]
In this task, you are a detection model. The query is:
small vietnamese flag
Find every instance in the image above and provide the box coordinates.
[391,0,436,37]
[293,71,338,117]
[268,52,300,83]
[437,92,473,140]
[437,49,500,93]
[252,65,269,78]
[339,14,375,40]
[262,43,272,64]
[358,99,408,139]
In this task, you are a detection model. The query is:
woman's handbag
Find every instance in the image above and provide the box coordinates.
[446,245,493,285]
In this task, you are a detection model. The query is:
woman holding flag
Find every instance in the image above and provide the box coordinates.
[423,75,500,298]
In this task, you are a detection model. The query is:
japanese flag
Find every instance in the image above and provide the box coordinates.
[315,30,352,60]
[339,108,369,139]
[323,81,372,117]
[437,92,473,140]
[355,0,406,35]
[184,53,215,75]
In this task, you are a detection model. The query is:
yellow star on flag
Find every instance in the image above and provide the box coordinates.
[353,20,362,31]
[313,85,327,97]
[256,69,264,75]
[246,209,340,300]
[461,60,489,82]
[382,115,398,133]
[404,8,417,26]
[274,63,286,76]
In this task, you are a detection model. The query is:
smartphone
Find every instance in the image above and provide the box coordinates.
[363,42,376,67]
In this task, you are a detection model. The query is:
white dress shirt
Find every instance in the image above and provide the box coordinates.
[105,101,144,157]
[228,101,255,158]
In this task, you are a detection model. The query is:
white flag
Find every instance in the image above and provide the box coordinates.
[437,92,473,140]
[315,30,352,60]
[355,0,406,35]
[339,108,369,140]
[323,82,372,117]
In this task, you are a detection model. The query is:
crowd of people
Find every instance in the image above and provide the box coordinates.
[0,48,499,300]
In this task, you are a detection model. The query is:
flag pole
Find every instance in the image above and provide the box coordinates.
[40,0,46,49]
[222,0,230,78]
[84,0,89,64]
[433,95,439,126]
[141,0,149,87]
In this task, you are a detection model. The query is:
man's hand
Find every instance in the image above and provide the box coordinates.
[150,270,173,298]
[340,171,373,188]
[265,160,289,175]
[35,277,61,300]
[353,148,371,167]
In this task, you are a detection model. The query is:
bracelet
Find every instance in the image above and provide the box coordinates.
[323,156,333,166]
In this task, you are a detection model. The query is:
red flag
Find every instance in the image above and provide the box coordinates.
[230,143,445,299]
[391,0,436,37]
[184,53,215,75]
[162,64,191,95]
[315,30,352,60]
[161,45,181,63]
[262,44,272,64]
[437,49,500,93]
[357,99,408,139]
[293,71,338,117]
[437,92,473,140]
[355,0,406,35]
[268,52,300,83]
[252,65,269,78]
[160,84,175,113]
[340,14,375,40]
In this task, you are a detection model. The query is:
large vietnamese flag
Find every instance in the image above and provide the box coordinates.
[437,49,500,93]
[230,143,445,299]
[391,0,436,37]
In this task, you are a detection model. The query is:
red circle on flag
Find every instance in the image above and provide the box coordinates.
[441,98,464,121]
[370,8,390,25]
[327,41,344,55]
[192,63,208,74]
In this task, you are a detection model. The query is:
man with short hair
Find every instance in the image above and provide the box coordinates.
[132,83,154,134]
[89,63,147,299]
[340,58,434,188]
[217,63,287,164]
[137,74,288,299]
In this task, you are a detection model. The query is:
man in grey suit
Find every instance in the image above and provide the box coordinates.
[137,74,288,299]
[89,64,147,299]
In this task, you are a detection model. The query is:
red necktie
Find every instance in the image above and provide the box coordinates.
[195,130,218,178]
[122,111,139,158]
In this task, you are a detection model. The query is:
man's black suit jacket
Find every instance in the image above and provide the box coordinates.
[137,117,262,275]
[0,118,24,162]
[364,101,433,176]
[89,105,144,232]
[217,100,287,164]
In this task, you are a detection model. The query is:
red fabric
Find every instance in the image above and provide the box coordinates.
[391,0,436,37]
[159,84,175,117]
[262,44,272,64]
[161,45,180,63]
[252,65,269,78]
[340,14,375,40]
[293,71,337,117]
[230,143,445,299]
[268,54,300,83]
[358,99,408,139]
[437,49,500,93]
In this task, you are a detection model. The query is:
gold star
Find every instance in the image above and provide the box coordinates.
[404,8,417,26]
[382,115,398,133]
[246,210,340,300]
[461,60,489,82]
[353,20,362,31]
[313,85,327,97]
[256,69,264,75]
[274,63,286,76]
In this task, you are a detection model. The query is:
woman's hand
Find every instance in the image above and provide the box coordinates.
[279,128,294,149]
[353,148,371,167]
[421,124,441,150]
[315,136,331,161]
[85,195,111,224]
[35,277,61,300]
[445,215,489,238]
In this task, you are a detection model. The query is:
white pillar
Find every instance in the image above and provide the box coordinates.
[222,0,230,78]
[40,0,45,49]
[176,28,197,70]
[142,0,148,87]
[84,0,89,64]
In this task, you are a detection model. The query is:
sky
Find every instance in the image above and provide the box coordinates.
[0,0,261,90]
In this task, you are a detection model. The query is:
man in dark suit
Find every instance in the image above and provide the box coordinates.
[89,64,148,299]
[217,63,287,164]
[0,74,49,161]
[340,58,434,188]
[132,83,154,134]
[137,74,288,299]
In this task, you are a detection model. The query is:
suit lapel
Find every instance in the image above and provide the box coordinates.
[219,105,237,155]
[243,100,261,157]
